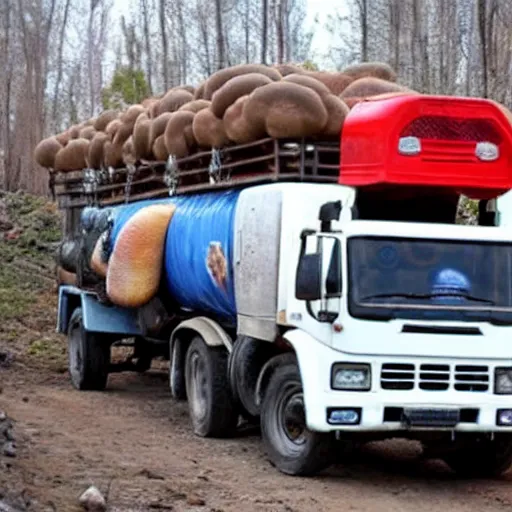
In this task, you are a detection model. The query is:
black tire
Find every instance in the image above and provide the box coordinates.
[229,336,274,423]
[170,338,187,401]
[260,354,334,476]
[185,336,239,438]
[442,437,512,478]
[67,307,110,391]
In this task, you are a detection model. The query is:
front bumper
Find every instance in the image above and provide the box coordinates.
[286,330,512,434]
[307,391,512,433]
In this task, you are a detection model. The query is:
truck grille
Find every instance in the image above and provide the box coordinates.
[381,363,490,392]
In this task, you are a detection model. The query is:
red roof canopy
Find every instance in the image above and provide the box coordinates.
[339,94,512,200]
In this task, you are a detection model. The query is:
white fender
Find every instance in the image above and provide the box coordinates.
[170,316,233,351]
[281,329,332,431]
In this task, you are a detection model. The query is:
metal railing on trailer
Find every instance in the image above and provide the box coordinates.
[49,138,342,210]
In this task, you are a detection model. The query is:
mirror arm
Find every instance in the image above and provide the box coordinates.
[306,301,319,322]
[300,228,316,242]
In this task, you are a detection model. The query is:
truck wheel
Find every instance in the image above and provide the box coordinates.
[229,336,274,424]
[170,338,187,400]
[442,437,512,478]
[67,307,110,391]
[260,354,334,476]
[185,336,238,438]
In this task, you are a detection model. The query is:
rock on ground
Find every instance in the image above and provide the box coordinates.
[0,412,16,459]
[79,486,107,511]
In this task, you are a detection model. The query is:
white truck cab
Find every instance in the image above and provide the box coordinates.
[224,182,512,477]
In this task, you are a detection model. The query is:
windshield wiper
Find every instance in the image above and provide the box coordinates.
[360,292,495,305]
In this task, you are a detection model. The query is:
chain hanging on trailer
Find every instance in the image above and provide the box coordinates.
[98,166,108,186]
[164,155,179,196]
[83,168,99,206]
[208,148,224,184]
[93,169,100,205]
[221,149,230,181]
[83,168,93,197]
[108,166,116,184]
[124,164,136,203]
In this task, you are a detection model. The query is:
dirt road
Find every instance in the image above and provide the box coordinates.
[1,193,512,511]
[2,361,512,512]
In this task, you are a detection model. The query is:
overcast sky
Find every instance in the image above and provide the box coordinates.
[307,0,348,57]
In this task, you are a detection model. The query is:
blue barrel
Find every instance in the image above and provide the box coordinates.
[164,190,240,322]
[106,190,240,322]
[108,197,174,244]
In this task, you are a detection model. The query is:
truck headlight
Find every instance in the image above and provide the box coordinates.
[331,363,371,391]
[495,367,512,394]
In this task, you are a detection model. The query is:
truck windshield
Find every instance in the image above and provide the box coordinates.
[347,236,512,324]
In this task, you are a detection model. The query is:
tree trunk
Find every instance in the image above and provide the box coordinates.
[244,0,250,63]
[176,0,188,83]
[359,0,368,61]
[160,0,169,89]
[198,5,212,76]
[261,0,268,64]
[388,0,400,73]
[87,1,97,117]
[51,0,71,131]
[478,0,488,97]
[214,0,225,69]
[141,0,153,94]
[0,1,12,190]
[275,0,284,64]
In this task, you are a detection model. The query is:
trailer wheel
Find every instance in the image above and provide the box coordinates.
[260,354,333,476]
[442,436,512,478]
[185,336,238,438]
[67,307,110,391]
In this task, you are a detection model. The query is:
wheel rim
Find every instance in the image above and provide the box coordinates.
[68,322,83,386]
[188,351,208,423]
[274,383,310,453]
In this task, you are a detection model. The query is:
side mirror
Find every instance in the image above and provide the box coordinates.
[295,252,322,301]
[295,233,342,304]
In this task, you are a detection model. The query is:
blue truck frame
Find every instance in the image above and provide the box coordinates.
[56,285,142,337]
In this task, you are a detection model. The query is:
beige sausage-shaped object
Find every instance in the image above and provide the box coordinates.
[106,203,176,308]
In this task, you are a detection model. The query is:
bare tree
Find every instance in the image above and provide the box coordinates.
[214,0,226,69]
[357,0,368,61]
[195,0,214,76]
[88,0,100,116]
[261,0,268,63]
[121,16,142,70]
[51,0,72,131]
[324,0,512,106]
[141,0,154,93]
[176,0,189,83]
[0,0,318,195]
[8,0,57,193]
[159,0,169,88]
